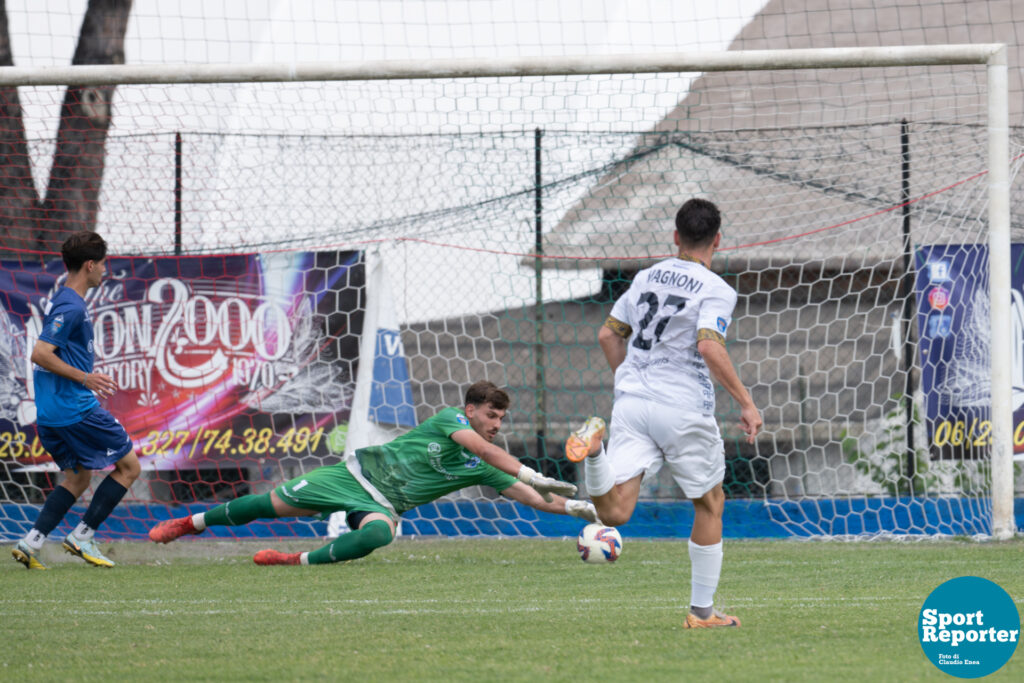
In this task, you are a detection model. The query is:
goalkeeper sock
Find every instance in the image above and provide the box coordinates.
[689,539,723,615]
[306,520,394,565]
[203,493,277,527]
[584,444,615,496]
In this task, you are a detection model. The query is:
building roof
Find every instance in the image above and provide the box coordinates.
[539,0,1024,270]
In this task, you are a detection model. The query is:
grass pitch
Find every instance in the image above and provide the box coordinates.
[2,537,1023,681]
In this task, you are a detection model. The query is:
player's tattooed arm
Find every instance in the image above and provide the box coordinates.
[696,328,726,345]
[603,316,631,338]
[599,316,630,373]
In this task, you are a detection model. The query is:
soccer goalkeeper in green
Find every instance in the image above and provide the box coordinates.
[149,380,596,565]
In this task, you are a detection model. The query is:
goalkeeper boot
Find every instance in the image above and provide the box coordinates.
[149,516,201,544]
[565,416,606,463]
[254,549,302,566]
[62,534,115,568]
[683,609,741,629]
[12,540,47,570]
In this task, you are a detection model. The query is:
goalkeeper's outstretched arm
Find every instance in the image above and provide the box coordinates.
[452,428,578,500]
[499,482,599,523]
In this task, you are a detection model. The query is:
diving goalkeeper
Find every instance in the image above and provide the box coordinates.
[149,380,595,565]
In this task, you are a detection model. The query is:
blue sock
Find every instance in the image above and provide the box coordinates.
[33,485,77,537]
[80,476,128,531]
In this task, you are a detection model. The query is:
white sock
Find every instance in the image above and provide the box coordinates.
[71,522,95,542]
[24,529,46,550]
[191,513,207,532]
[689,539,723,609]
[584,444,615,497]
[299,552,310,566]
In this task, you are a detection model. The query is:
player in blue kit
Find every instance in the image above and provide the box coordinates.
[11,232,140,570]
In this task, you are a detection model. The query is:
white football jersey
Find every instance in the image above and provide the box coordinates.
[608,256,737,416]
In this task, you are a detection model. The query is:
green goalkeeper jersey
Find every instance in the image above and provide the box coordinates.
[352,406,519,514]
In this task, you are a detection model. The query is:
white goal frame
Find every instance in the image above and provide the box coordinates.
[1,43,1012,539]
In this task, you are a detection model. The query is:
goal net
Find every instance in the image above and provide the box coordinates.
[0,45,1018,542]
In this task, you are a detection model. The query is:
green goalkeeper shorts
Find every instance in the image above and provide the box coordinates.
[274,462,394,520]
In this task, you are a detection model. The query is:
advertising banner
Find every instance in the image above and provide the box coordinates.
[914,244,1024,459]
[0,250,412,470]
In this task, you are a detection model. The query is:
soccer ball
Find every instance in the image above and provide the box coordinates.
[576,524,622,563]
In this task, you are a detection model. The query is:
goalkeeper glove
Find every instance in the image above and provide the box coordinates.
[564,499,600,524]
[517,465,578,502]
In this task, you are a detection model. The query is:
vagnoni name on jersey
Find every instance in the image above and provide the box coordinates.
[646,268,705,293]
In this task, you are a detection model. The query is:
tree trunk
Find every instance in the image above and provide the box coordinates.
[42,0,133,247]
[0,0,43,253]
[0,0,132,255]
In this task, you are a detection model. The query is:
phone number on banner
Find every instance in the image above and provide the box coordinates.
[930,418,1024,450]
[0,432,49,459]
[931,419,993,449]
[140,426,325,458]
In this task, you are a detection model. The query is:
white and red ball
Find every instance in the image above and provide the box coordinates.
[576,524,622,563]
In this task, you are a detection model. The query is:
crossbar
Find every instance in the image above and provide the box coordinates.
[0,44,1005,87]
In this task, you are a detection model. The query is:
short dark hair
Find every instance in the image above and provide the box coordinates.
[674,198,721,247]
[61,231,107,272]
[464,380,510,410]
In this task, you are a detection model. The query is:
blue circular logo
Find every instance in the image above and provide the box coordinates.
[919,576,1019,678]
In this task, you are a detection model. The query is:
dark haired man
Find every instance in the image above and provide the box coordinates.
[12,231,140,569]
[566,198,762,627]
[150,381,593,565]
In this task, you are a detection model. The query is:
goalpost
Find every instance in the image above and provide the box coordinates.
[0,44,1015,541]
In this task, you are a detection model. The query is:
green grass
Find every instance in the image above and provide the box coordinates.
[2,537,1023,681]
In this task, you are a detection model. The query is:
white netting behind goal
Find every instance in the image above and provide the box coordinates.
[0,53,1019,542]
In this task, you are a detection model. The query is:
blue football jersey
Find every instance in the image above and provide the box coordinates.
[34,287,99,426]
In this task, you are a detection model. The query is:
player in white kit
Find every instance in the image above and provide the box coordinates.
[566,198,762,628]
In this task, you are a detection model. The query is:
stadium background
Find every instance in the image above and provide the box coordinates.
[1,0,1023,541]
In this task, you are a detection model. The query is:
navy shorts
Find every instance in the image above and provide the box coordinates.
[37,407,134,473]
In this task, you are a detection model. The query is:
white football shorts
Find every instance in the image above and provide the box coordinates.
[606,392,725,499]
